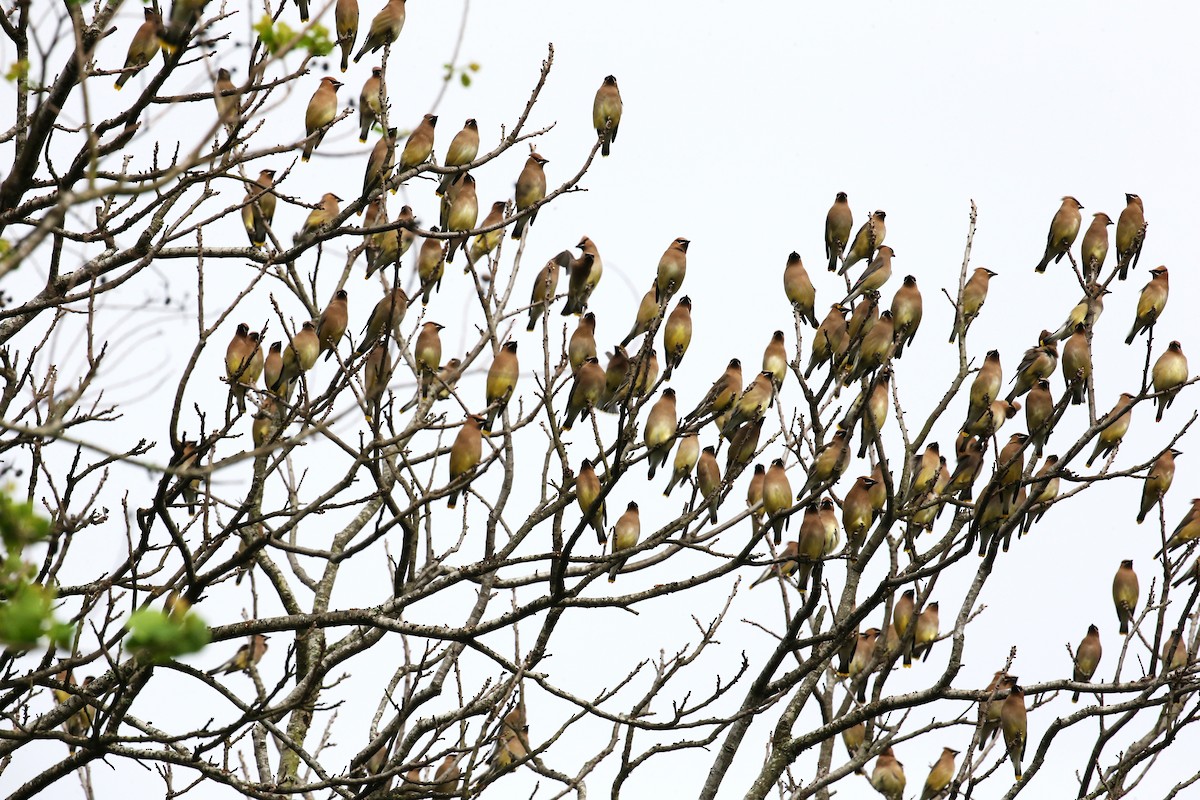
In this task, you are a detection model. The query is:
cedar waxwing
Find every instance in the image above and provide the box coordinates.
[950,266,997,343]
[746,463,766,533]
[482,341,519,434]
[53,672,95,752]
[855,369,891,459]
[621,286,660,348]
[944,436,985,500]
[991,432,1028,513]
[725,418,762,480]
[907,443,941,500]
[575,458,606,545]
[1126,266,1169,345]
[526,251,567,331]
[964,350,1003,435]
[416,229,446,305]
[843,476,877,554]
[274,321,320,394]
[447,414,484,508]
[846,310,895,385]
[762,458,794,545]
[920,747,958,800]
[1115,193,1146,280]
[1060,324,1091,405]
[1000,684,1027,781]
[413,322,444,397]
[362,340,392,415]
[251,397,279,449]
[158,0,207,53]
[1006,333,1058,403]
[845,291,880,350]
[353,0,406,63]
[563,356,605,430]
[795,501,825,594]
[1137,449,1180,524]
[912,602,939,663]
[840,210,886,275]
[836,613,861,678]
[264,341,284,399]
[358,67,385,142]
[487,702,530,770]
[784,251,818,326]
[844,245,895,306]
[643,388,679,479]
[1034,196,1084,273]
[295,192,342,243]
[663,431,699,497]
[1080,212,1113,279]
[890,275,923,358]
[1072,624,1102,702]
[562,237,604,315]
[964,398,1019,440]
[1162,627,1188,673]
[593,75,622,156]
[1087,393,1135,467]
[825,193,853,273]
[629,348,659,400]
[1160,499,1200,554]
[848,628,881,700]
[468,201,508,266]
[317,289,350,361]
[357,286,408,355]
[115,9,161,90]
[335,0,359,71]
[1025,379,1054,453]
[1048,291,1106,343]
[213,67,239,130]
[443,173,479,262]
[721,371,775,437]
[1022,454,1060,533]
[242,169,277,248]
[909,458,949,539]
[805,304,850,378]
[399,113,437,173]
[655,237,690,302]
[797,429,851,499]
[365,204,415,279]
[663,297,693,375]
[434,755,460,794]
[227,327,263,415]
[871,747,906,800]
[511,151,548,239]
[1152,341,1188,422]
[302,76,342,161]
[599,345,630,411]
[749,540,799,588]
[975,487,1011,555]
[894,589,915,666]
[696,446,721,525]
[568,312,597,373]
[1113,559,1139,635]
[869,463,887,519]
[979,673,1017,745]
[438,118,480,195]
[762,329,787,389]
[607,501,641,582]
[363,127,397,199]
[208,634,269,675]
[686,358,742,423]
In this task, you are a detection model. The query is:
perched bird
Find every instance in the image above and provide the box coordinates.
[482,341,519,434]
[1000,684,1027,781]
[643,388,678,480]
[844,292,880,361]
[115,9,162,90]
[563,356,605,430]
[797,429,851,499]
[362,340,392,417]
[526,251,567,331]
[1047,292,1106,343]
[848,627,881,700]
[1113,559,1139,635]
[912,602,939,663]
[840,210,886,275]
[893,589,915,665]
[1115,193,1146,280]
[920,747,959,800]
[1034,196,1084,273]
[1080,211,1113,279]
[599,345,631,410]
[593,75,622,156]
[512,151,549,239]
[608,501,641,582]
[964,398,1019,440]
[762,329,787,389]
[317,289,350,361]
[225,324,263,414]
[944,436,985,500]
[842,721,866,771]
[745,463,766,534]
[749,540,799,588]
[207,634,269,675]
[159,0,208,54]
[819,497,841,555]
[844,245,895,306]
[1060,324,1091,405]
[890,275,922,358]
[399,113,438,173]
[357,286,409,355]
[629,348,660,400]
[825,193,853,272]
[1160,499,1200,554]
[1023,455,1060,533]
[696,446,721,525]
[980,672,1017,745]
[907,443,941,501]
[687,357,742,423]
[663,431,699,497]
[782,251,817,327]
[53,672,95,752]
[1025,379,1054,453]
[574,458,607,545]
[1152,341,1188,422]
[467,201,508,267]
[655,237,690,302]
[1137,448,1180,524]
[854,369,890,459]
[843,476,876,554]
[438,118,480,195]
[1087,393,1135,467]
[295,192,343,244]
[264,341,284,399]
[358,67,385,143]
[795,502,825,594]
[950,267,997,343]
[362,127,397,199]
[413,321,444,399]
[762,458,794,545]
[433,756,460,794]
[447,414,484,508]
[335,0,359,72]
[805,304,849,378]
[353,0,406,63]
[1126,266,1169,345]
[416,229,446,305]
[562,237,604,315]
[621,287,660,348]
[1006,333,1058,403]
[274,321,320,394]
[443,173,479,263]
[725,418,762,480]
[296,0,310,22]
[1162,627,1189,673]
[663,297,693,375]
[721,371,775,437]
[242,169,277,248]
[964,349,1003,432]
[251,398,278,449]
[302,76,342,161]
[845,310,894,385]
[1072,624,1102,703]
[568,312,598,373]
[213,67,239,129]
[871,748,906,800]
[487,702,530,771]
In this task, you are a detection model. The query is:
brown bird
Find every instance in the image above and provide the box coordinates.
[561,237,603,315]
[1072,624,1102,702]
[335,0,359,71]
[264,341,284,399]
[845,291,880,354]
[840,210,886,276]
[353,0,406,63]
[805,304,850,378]
[115,9,161,90]
[1080,211,1113,279]
[1035,195,1084,273]
[663,431,699,497]
[797,429,851,499]
[782,251,818,327]
[511,151,548,239]
[1022,454,1061,533]
[655,237,690,302]
[907,443,941,501]
[725,420,762,484]
[447,414,484,508]
[1047,292,1103,344]
[1160,499,1200,555]
[608,501,641,582]
[1115,193,1146,281]
[242,169,277,248]
[1162,627,1189,673]
[819,496,841,555]
[1126,266,1169,345]
[686,357,742,423]
[944,436,985,500]
[964,349,1003,432]
[1087,393,1135,467]
[362,339,392,417]
[563,356,605,431]
[295,192,343,244]
[413,321,444,399]
[853,368,890,459]
[696,445,722,525]
[1061,324,1091,405]
[433,756,460,795]
[843,476,877,555]
[825,192,853,272]
[745,462,766,534]
[1006,333,1058,403]
[438,118,480,196]
[158,0,206,54]
[526,251,567,331]
[950,267,997,343]
[871,747,906,800]
[920,747,959,800]
[721,371,775,437]
[842,721,866,770]
[598,345,631,411]
[208,633,269,675]
[762,458,794,545]
[225,323,262,414]
[211,67,241,132]
[762,329,787,389]
[1025,379,1054,453]
[980,672,1017,745]
[912,602,939,663]
[316,289,350,362]
[443,173,478,263]
[52,672,95,752]
[593,75,622,156]
[575,458,607,545]
[643,388,678,480]
[274,321,320,395]
[467,200,508,267]
[1152,340,1188,422]
[363,127,397,199]
[488,702,530,771]
[890,275,923,358]
[1137,448,1181,524]
[795,502,825,594]
[1113,559,1139,635]
[416,229,446,305]
[848,627,881,701]
[358,66,385,142]
[1000,684,1027,781]
[749,540,800,588]
[894,589,915,666]
[482,341,519,434]
[663,297,693,375]
[568,312,598,373]
[357,286,408,355]
[399,113,437,173]
[621,286,660,348]
[302,76,342,161]
[845,309,894,385]
[844,245,895,306]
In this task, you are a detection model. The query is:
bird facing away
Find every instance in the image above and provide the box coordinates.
[593,75,622,156]
[1113,559,1139,635]
[335,0,359,72]
[1000,684,1028,780]
[511,151,548,239]
[783,251,818,326]
[1152,341,1188,422]
[608,501,641,582]
[1072,624,1102,702]
[482,341,519,434]
[354,0,406,63]
[358,67,385,142]
[242,169,277,248]
[447,414,484,508]
[825,192,853,272]
[1035,196,1083,273]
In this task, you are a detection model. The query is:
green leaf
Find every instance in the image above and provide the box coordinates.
[0,490,50,551]
[0,583,68,650]
[126,607,211,664]
[5,60,28,83]
[460,73,470,88]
